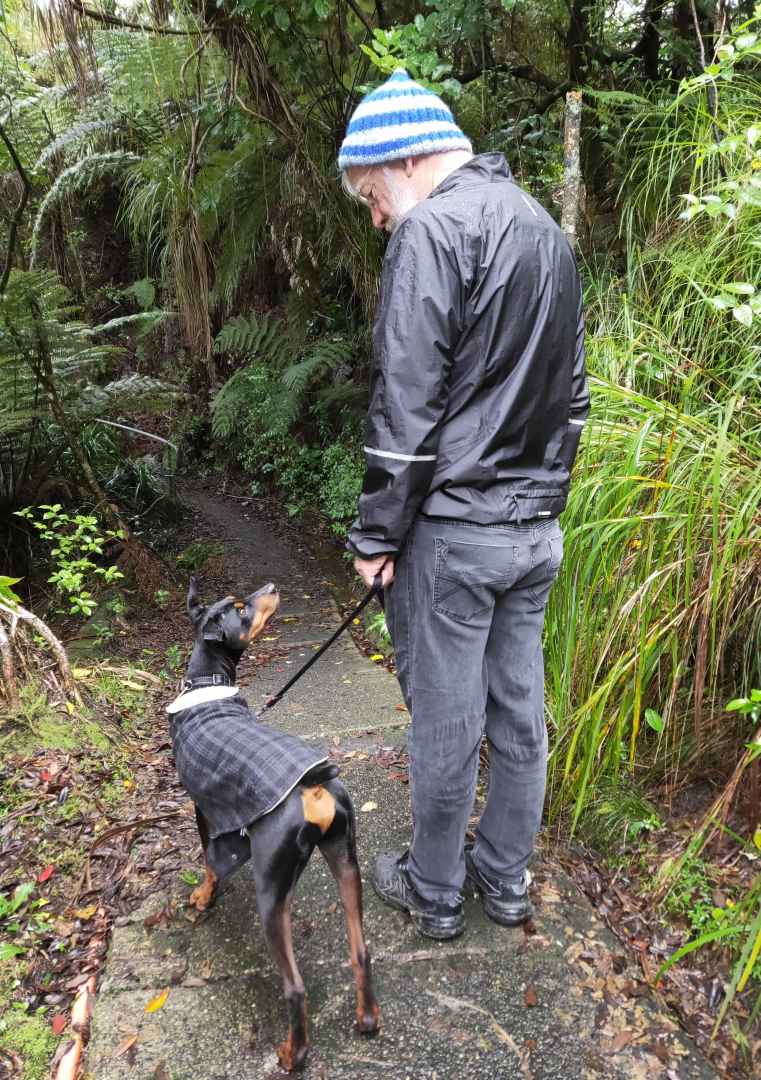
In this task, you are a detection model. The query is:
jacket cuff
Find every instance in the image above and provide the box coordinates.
[345,522,399,560]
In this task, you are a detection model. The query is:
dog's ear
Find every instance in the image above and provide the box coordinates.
[187,576,206,626]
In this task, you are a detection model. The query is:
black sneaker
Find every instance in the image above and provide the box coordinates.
[372,850,465,940]
[464,846,533,927]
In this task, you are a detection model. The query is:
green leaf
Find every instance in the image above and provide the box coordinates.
[735,34,758,50]
[274,7,290,30]
[414,13,425,32]
[645,708,664,733]
[0,943,26,961]
[721,282,755,296]
[180,870,200,886]
[726,697,750,711]
[732,304,754,327]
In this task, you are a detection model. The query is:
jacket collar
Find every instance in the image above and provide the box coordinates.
[429,153,514,200]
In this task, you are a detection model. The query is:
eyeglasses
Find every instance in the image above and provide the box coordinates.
[356,183,380,210]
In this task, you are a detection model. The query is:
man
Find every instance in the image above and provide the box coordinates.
[339,69,589,940]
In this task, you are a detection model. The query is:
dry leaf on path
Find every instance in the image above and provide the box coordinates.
[524,986,538,1007]
[114,1034,138,1058]
[144,988,169,1013]
[51,1014,67,1035]
[73,905,98,920]
[360,801,378,813]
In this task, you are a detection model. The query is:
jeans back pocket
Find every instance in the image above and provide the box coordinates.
[433,539,519,623]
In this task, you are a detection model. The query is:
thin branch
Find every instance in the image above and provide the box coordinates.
[0,600,82,704]
[344,0,374,36]
[67,0,205,36]
[0,620,19,711]
[0,117,33,295]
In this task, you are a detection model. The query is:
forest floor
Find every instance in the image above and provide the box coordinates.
[0,483,756,1078]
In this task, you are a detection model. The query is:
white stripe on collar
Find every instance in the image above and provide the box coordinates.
[166,685,240,714]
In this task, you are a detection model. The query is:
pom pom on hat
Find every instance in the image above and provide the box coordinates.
[338,69,471,171]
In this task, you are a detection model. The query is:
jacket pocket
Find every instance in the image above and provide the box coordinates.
[515,489,567,522]
[433,539,516,623]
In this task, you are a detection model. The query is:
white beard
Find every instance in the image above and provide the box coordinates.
[383,171,420,233]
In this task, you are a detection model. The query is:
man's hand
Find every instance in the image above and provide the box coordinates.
[354,555,395,589]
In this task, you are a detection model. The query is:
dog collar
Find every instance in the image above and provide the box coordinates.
[181,674,233,692]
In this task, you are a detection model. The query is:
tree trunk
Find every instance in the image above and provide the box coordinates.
[561,91,583,249]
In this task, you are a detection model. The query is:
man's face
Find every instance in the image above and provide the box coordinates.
[348,163,421,233]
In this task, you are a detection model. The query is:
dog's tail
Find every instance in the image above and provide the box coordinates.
[302,762,340,786]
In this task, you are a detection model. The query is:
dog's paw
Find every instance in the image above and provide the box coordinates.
[189,874,217,912]
[355,1003,381,1036]
[276,1036,308,1072]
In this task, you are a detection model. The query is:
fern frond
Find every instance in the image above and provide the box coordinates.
[30,152,140,265]
[85,374,182,416]
[86,310,167,336]
[213,313,289,367]
[36,118,120,168]
[210,368,261,439]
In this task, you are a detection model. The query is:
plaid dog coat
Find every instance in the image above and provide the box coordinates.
[169,693,328,880]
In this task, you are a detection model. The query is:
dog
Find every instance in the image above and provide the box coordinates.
[166,577,380,1071]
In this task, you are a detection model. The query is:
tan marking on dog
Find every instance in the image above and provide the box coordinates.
[234,600,245,609]
[301,785,335,834]
[245,592,280,642]
[189,866,218,912]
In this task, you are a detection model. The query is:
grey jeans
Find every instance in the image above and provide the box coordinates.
[385,515,563,905]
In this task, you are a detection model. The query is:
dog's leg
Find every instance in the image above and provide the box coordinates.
[249,816,314,1072]
[319,798,381,1036]
[189,805,218,912]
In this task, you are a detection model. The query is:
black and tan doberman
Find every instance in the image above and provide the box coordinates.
[169,578,380,1071]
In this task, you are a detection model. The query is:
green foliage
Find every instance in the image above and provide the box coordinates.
[317,443,364,535]
[0,577,22,606]
[0,881,53,963]
[15,504,124,617]
[175,540,224,572]
[725,689,761,726]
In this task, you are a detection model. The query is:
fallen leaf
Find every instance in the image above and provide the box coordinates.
[153,1062,170,1080]
[395,704,408,712]
[607,1029,636,1053]
[370,653,384,662]
[51,1014,67,1035]
[73,905,98,921]
[71,668,92,678]
[200,958,213,979]
[37,864,55,883]
[524,985,538,1007]
[144,988,169,1013]
[115,1033,138,1057]
[360,801,377,813]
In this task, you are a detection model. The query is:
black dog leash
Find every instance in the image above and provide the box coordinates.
[258,574,385,716]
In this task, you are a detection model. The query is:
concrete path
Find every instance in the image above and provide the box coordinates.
[87,490,716,1080]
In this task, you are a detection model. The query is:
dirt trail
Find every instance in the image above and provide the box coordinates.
[85,488,718,1080]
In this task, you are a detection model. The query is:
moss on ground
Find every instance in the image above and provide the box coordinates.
[0,1008,58,1080]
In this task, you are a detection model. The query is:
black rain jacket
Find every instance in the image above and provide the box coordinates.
[347,153,589,560]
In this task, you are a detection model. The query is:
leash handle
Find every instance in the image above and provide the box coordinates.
[260,574,385,716]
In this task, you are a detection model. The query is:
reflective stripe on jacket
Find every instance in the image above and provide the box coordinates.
[347,152,590,559]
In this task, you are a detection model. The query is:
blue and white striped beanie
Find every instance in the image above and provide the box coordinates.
[338,68,472,171]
